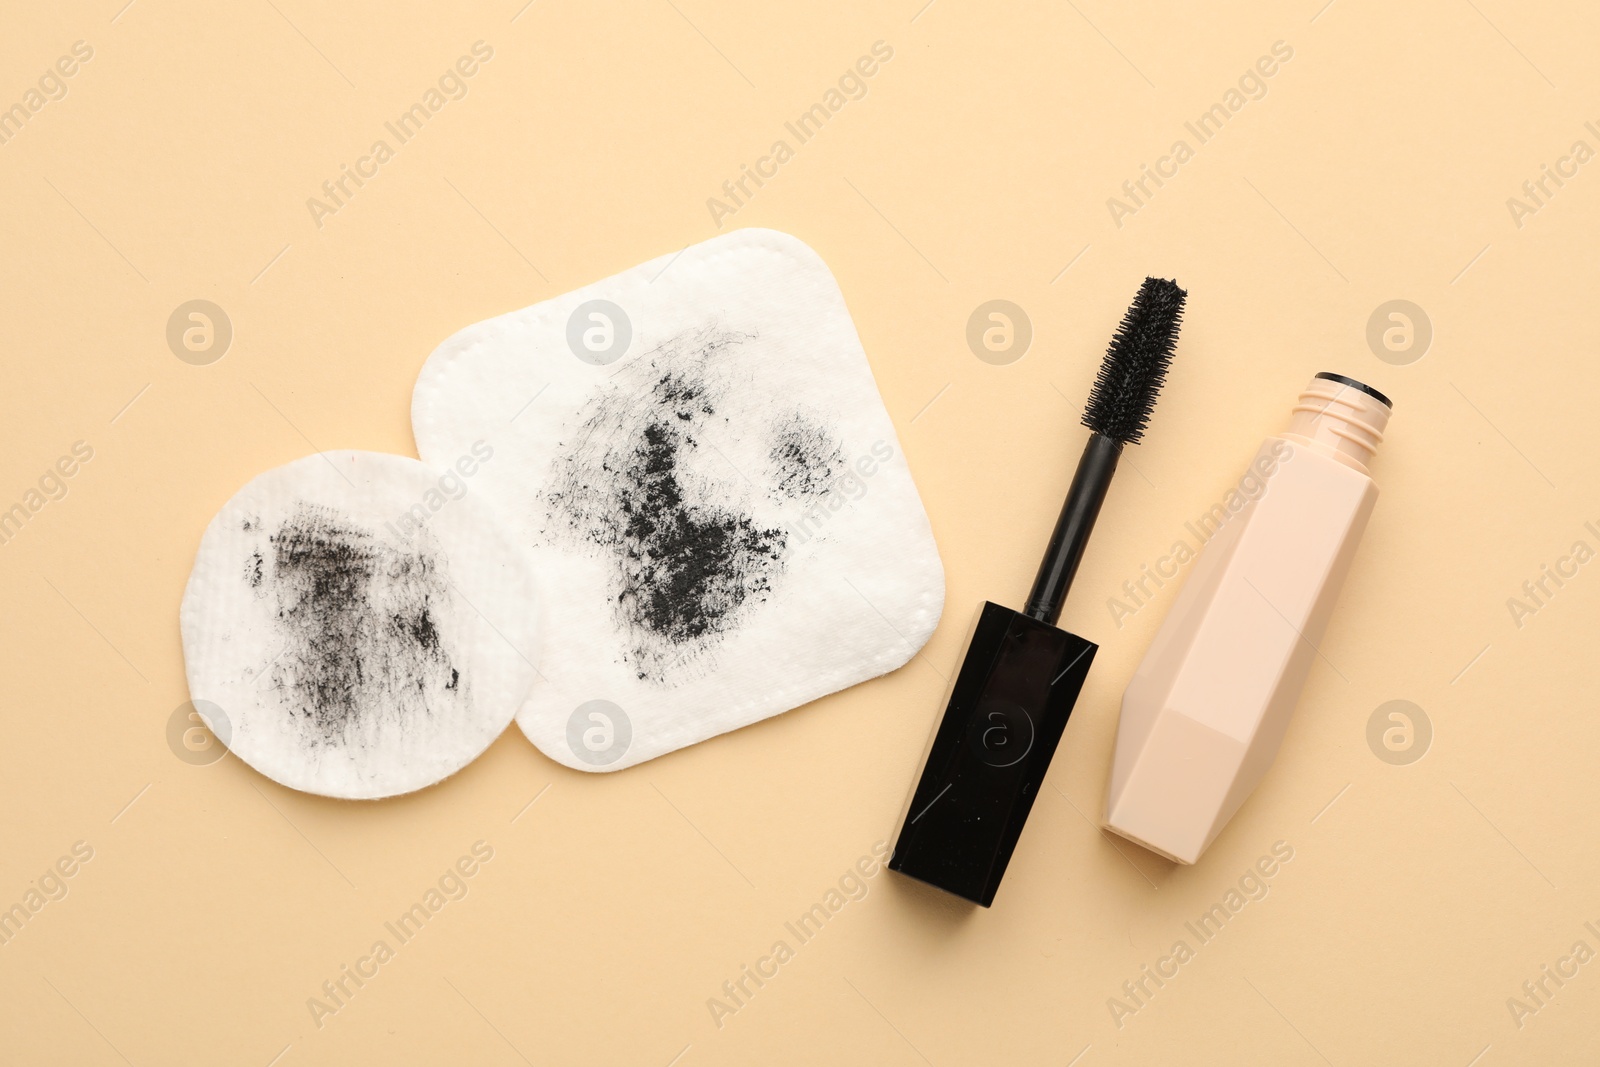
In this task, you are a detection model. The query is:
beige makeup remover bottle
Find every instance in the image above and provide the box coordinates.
[1104,372,1391,864]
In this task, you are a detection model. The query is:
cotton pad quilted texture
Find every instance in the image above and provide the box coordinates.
[412,228,944,772]
[179,450,541,799]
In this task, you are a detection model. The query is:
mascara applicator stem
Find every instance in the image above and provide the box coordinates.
[1023,433,1122,626]
[885,275,1185,909]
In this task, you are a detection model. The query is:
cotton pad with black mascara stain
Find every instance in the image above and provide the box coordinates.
[179,450,541,799]
[412,228,945,772]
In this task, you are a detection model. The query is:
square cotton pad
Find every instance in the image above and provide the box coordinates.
[412,228,944,771]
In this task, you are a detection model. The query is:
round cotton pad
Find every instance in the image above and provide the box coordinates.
[179,450,540,799]
[413,228,945,772]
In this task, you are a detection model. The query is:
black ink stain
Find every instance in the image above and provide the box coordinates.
[259,502,466,746]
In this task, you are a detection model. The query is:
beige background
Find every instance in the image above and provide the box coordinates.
[2,0,1596,1063]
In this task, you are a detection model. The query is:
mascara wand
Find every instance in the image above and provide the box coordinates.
[1025,277,1185,624]
[888,277,1187,907]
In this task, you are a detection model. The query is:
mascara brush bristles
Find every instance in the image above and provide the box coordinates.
[1081,276,1186,446]
[1022,277,1186,624]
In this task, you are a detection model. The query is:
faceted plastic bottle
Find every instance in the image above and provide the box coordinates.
[1104,372,1392,864]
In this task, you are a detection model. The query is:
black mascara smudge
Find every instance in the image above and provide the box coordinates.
[261,502,466,746]
[619,420,785,650]
[545,328,799,683]
[768,409,846,501]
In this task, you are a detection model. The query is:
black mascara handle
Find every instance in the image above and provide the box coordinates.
[1023,433,1122,626]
